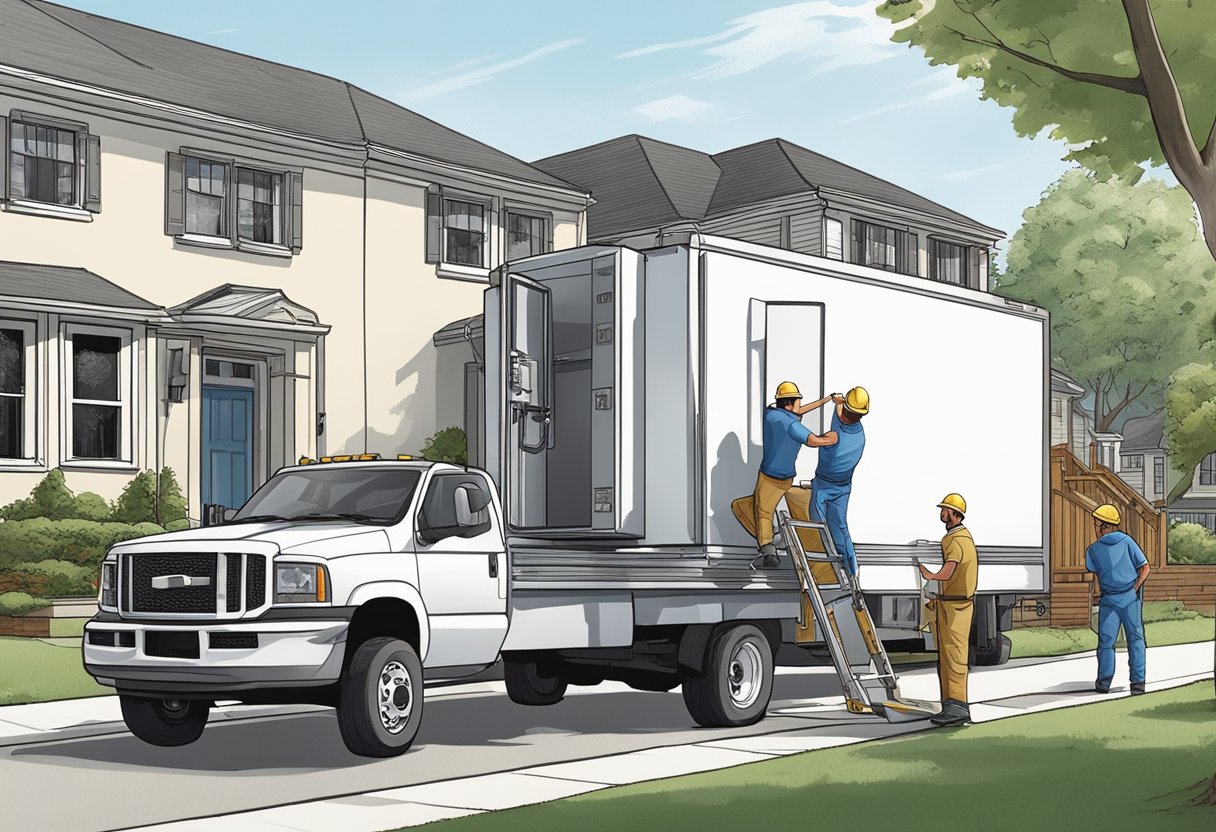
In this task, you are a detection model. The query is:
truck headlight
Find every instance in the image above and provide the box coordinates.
[275,563,329,604]
[99,561,117,609]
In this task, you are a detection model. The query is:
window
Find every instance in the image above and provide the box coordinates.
[851,220,913,274]
[237,168,282,245]
[418,473,493,541]
[5,112,101,214]
[185,157,227,237]
[1052,399,1062,417]
[1154,456,1165,495]
[506,212,550,261]
[1199,453,1216,486]
[824,218,843,260]
[166,151,301,254]
[444,199,486,267]
[0,320,35,461]
[930,239,969,286]
[65,326,131,462]
[1121,454,1144,470]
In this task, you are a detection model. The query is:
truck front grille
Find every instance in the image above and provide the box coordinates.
[118,553,268,617]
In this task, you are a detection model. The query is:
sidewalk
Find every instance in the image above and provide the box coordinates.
[19,641,1198,832]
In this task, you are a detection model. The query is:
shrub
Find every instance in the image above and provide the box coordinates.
[164,518,191,532]
[0,560,96,597]
[0,469,78,520]
[421,426,467,465]
[158,467,188,526]
[0,518,164,570]
[1167,523,1216,565]
[111,471,158,525]
[0,592,48,616]
[73,492,114,522]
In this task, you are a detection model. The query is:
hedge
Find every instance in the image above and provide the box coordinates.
[0,467,188,526]
[0,518,164,570]
[1167,523,1216,565]
[0,591,49,616]
[0,560,97,597]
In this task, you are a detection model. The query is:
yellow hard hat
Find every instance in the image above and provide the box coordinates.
[1092,504,1121,525]
[937,493,967,516]
[775,381,802,400]
[844,386,870,415]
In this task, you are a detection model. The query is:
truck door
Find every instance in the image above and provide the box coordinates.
[503,274,552,530]
[415,470,508,668]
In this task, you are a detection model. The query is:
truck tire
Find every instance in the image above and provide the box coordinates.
[504,658,568,705]
[336,637,423,758]
[682,623,774,727]
[119,695,209,747]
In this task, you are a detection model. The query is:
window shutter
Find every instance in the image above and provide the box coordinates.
[288,171,304,253]
[84,134,102,213]
[425,186,442,263]
[544,216,554,253]
[850,220,862,264]
[0,116,6,201]
[164,151,186,236]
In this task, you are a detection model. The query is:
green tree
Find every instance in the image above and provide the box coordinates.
[421,427,468,465]
[1000,171,1216,432]
[879,0,1216,260]
[157,467,188,527]
[111,471,158,525]
[1165,361,1216,479]
[0,469,77,521]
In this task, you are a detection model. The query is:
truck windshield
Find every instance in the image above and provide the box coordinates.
[233,467,423,525]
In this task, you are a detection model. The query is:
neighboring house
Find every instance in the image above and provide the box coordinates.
[533,135,1002,292]
[0,0,589,520]
[1050,370,1089,460]
[1169,450,1216,533]
[1116,411,1168,503]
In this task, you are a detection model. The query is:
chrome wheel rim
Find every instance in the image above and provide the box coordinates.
[378,660,413,734]
[727,640,764,709]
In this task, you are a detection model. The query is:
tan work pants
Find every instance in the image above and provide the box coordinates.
[732,473,811,547]
[933,599,974,704]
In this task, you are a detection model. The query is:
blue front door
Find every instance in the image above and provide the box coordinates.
[202,386,254,510]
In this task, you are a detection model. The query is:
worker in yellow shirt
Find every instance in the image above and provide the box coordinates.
[918,493,978,726]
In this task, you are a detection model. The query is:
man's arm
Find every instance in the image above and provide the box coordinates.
[793,393,839,416]
[919,560,958,582]
[1134,561,1151,594]
[1129,539,1150,594]
[804,430,838,448]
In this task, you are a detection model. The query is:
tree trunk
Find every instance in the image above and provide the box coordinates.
[1191,183,1216,262]
[1192,772,1216,807]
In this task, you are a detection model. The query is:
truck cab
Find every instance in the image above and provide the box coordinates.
[83,457,508,757]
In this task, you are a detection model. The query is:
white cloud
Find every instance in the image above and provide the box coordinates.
[631,95,718,123]
[401,39,583,102]
[834,66,978,124]
[616,2,910,79]
[941,161,1012,182]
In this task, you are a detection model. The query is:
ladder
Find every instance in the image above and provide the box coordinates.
[776,510,936,723]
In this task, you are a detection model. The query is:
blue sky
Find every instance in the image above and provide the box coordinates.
[57,0,1085,252]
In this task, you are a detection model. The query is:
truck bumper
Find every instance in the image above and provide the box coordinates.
[82,612,351,696]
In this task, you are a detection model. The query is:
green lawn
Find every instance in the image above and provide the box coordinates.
[0,637,111,705]
[1009,601,1214,659]
[411,683,1216,832]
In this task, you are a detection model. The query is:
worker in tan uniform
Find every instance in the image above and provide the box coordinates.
[918,492,978,726]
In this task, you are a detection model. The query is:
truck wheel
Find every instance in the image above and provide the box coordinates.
[504,659,568,705]
[119,695,209,747]
[337,637,423,758]
[682,623,774,727]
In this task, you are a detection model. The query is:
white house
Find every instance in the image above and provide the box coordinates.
[1116,411,1168,503]
[0,0,589,520]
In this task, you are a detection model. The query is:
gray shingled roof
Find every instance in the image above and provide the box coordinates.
[1,0,578,191]
[1120,412,1165,451]
[534,135,1001,239]
[0,261,161,310]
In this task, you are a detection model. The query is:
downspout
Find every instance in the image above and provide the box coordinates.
[347,83,371,454]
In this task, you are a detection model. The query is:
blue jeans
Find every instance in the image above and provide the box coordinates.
[1096,588,1146,685]
[810,479,856,575]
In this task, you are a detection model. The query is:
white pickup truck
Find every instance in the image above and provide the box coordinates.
[84,234,1050,757]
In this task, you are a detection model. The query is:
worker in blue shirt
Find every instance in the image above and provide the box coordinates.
[809,387,868,578]
[732,381,841,569]
[1085,504,1151,695]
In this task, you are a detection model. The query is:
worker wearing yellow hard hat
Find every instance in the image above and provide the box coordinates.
[1086,503,1150,695]
[919,492,978,726]
[804,386,869,577]
[731,381,854,569]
